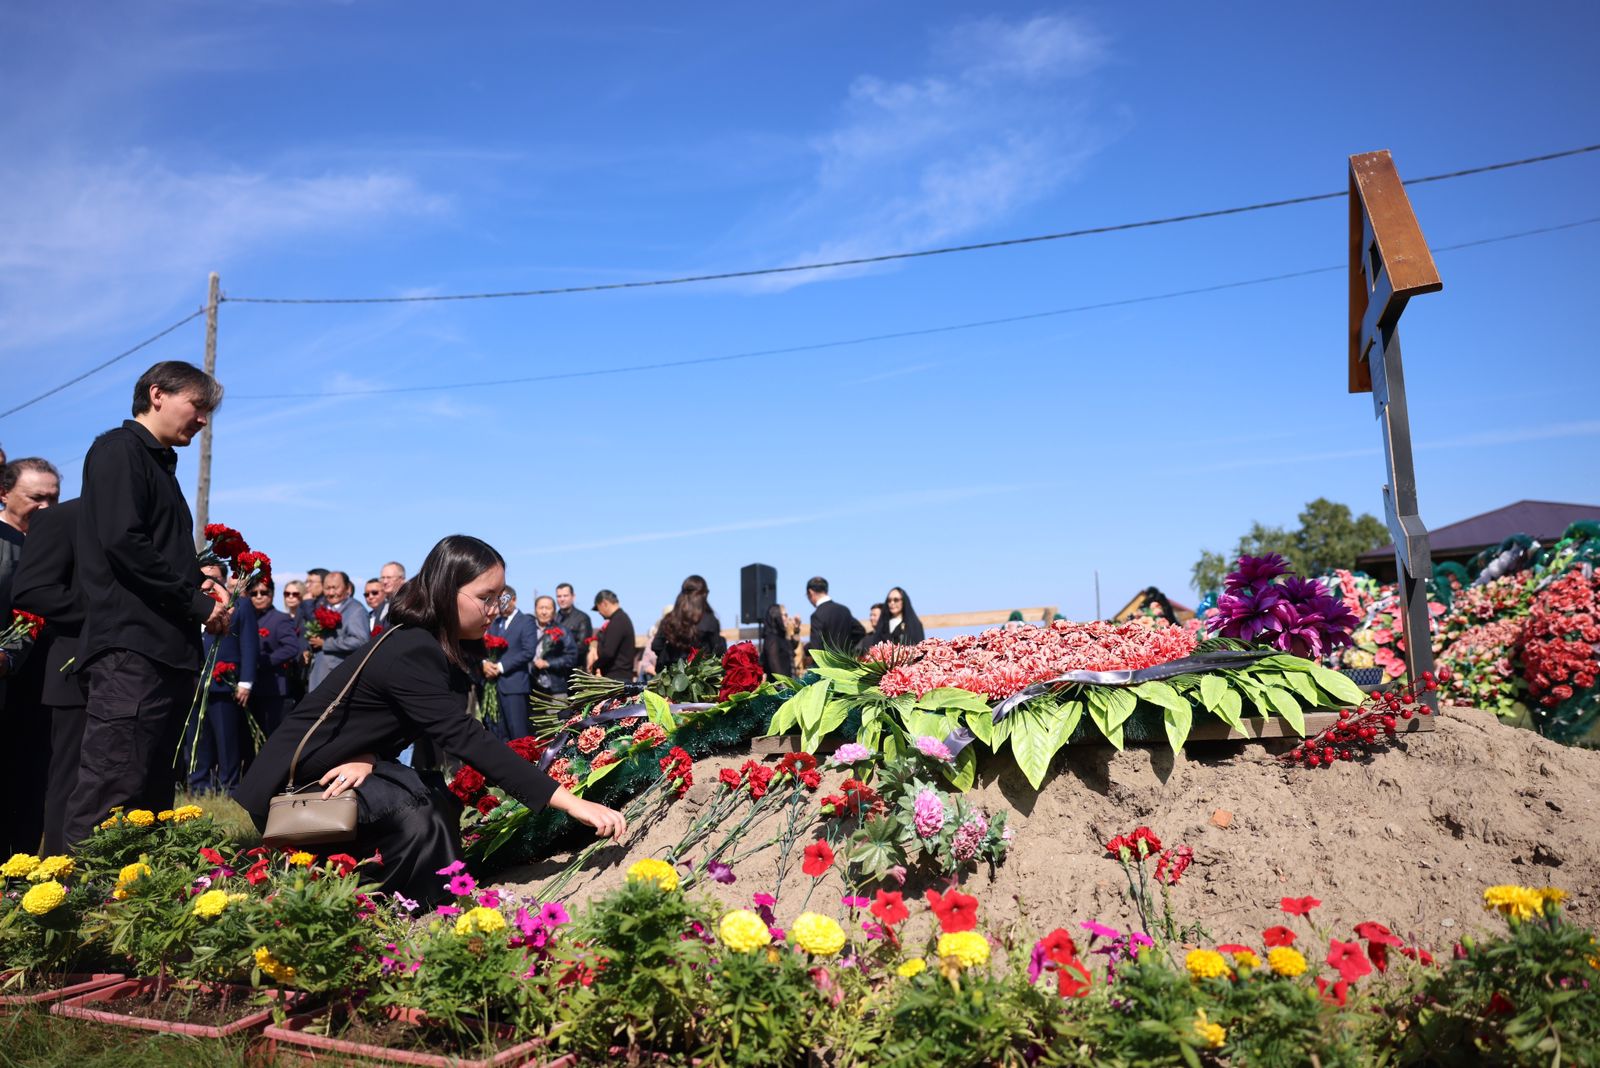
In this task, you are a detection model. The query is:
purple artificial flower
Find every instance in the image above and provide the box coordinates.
[1278,575,1327,607]
[1274,607,1327,659]
[1225,553,1289,593]
[913,736,954,763]
[1211,585,1295,644]
[436,860,467,876]
[707,861,736,885]
[1310,594,1359,647]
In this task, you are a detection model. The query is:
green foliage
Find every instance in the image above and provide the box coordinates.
[90,862,253,983]
[70,809,229,883]
[373,915,544,1042]
[649,649,724,702]
[0,869,99,979]
[1393,904,1600,1066]
[1051,955,1209,1067]
[876,958,1063,1068]
[845,756,1011,882]
[244,860,384,995]
[696,945,825,1067]
[1192,497,1388,595]
[1207,968,1377,1068]
[552,879,716,1058]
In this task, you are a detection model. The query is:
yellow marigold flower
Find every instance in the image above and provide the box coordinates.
[454,906,507,936]
[192,889,231,918]
[1193,1009,1226,1049]
[287,851,315,867]
[626,857,679,892]
[157,810,175,822]
[1229,948,1260,969]
[98,816,121,830]
[937,931,991,970]
[31,855,75,882]
[1186,949,1232,981]
[1483,885,1544,923]
[1267,946,1308,977]
[1537,887,1568,909]
[719,909,772,954]
[21,880,67,915]
[790,912,846,957]
[117,862,151,885]
[171,805,204,822]
[254,947,297,985]
[0,853,40,878]
[897,958,927,978]
[125,809,156,827]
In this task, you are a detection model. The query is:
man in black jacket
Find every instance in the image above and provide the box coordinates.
[804,576,864,664]
[64,361,229,845]
[589,589,637,683]
[10,499,89,853]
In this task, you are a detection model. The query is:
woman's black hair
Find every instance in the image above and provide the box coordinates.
[659,574,709,650]
[761,602,787,638]
[389,534,504,674]
[873,586,925,645]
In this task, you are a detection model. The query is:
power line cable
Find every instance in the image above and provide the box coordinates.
[229,214,1600,401]
[222,143,1600,306]
[0,308,207,420]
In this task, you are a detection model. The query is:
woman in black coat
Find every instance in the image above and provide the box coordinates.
[871,586,926,646]
[759,602,795,679]
[650,573,727,669]
[234,535,626,905]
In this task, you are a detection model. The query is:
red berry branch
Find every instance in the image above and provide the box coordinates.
[1282,667,1447,769]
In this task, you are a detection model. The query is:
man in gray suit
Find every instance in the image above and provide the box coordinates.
[307,570,369,689]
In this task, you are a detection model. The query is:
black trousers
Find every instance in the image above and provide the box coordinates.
[42,704,87,855]
[493,692,533,741]
[0,694,52,856]
[64,650,196,847]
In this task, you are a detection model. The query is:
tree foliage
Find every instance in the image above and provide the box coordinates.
[1192,499,1387,595]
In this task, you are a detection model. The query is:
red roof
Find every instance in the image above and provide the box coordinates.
[1359,499,1600,561]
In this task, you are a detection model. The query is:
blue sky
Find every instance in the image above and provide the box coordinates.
[2,2,1597,629]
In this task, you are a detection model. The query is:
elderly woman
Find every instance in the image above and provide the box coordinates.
[235,535,625,904]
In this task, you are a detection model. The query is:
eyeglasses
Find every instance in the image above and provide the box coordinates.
[283,592,303,599]
[250,589,271,598]
[462,589,511,614]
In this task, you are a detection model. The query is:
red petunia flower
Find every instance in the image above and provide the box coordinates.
[1057,955,1092,998]
[199,847,226,866]
[802,840,834,878]
[1262,925,1297,947]
[1041,928,1077,962]
[327,853,358,876]
[1314,976,1351,1006]
[926,888,979,933]
[870,890,909,926]
[1399,945,1435,966]
[1281,895,1322,916]
[1326,939,1372,984]
[1353,921,1404,973]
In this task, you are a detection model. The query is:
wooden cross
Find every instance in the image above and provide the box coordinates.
[1348,149,1441,703]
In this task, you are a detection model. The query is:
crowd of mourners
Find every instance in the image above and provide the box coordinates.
[0,360,932,893]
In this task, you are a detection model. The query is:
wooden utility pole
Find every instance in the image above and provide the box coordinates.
[1348,151,1441,705]
[194,271,220,548]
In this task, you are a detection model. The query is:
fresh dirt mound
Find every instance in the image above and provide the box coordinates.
[499,707,1600,949]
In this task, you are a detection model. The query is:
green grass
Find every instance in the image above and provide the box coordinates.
[182,791,262,850]
[0,1008,257,1067]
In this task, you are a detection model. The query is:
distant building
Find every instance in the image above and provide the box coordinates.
[1111,587,1195,624]
[1356,499,1600,582]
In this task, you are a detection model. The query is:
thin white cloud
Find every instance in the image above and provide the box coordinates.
[740,12,1112,292]
[852,360,948,385]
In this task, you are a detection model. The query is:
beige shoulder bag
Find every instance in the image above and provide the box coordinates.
[262,626,400,848]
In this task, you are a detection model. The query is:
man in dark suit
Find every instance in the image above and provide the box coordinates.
[589,589,637,683]
[6,495,82,855]
[181,561,258,793]
[530,594,579,697]
[805,576,864,664]
[482,586,539,739]
[554,583,594,689]
[308,570,370,689]
[66,360,230,845]
[248,576,301,738]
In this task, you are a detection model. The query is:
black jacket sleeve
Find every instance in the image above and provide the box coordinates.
[10,503,82,626]
[388,642,557,811]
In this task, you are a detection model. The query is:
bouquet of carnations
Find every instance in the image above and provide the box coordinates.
[303,606,342,644]
[479,632,509,727]
[0,608,46,647]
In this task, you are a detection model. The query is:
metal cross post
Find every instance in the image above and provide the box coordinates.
[1348,150,1441,706]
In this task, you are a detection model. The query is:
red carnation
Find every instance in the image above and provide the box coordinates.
[258,627,270,638]
[212,661,238,684]
[235,549,271,579]
[507,736,545,762]
[483,634,510,653]
[799,768,822,791]
[801,840,834,878]
[870,890,909,926]
[1262,925,1296,947]
[717,641,765,701]
[718,768,742,790]
[1129,826,1161,857]
[449,766,486,804]
[476,795,502,816]
[1326,939,1373,984]
[1281,895,1322,916]
[244,857,270,886]
[314,607,343,632]
[546,627,564,641]
[8,610,46,640]
[926,887,979,933]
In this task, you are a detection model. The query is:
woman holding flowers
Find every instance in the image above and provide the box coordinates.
[235,535,627,904]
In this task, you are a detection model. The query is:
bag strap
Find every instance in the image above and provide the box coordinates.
[286,625,401,790]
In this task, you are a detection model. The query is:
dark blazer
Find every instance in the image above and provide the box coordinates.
[8,500,88,709]
[592,608,637,682]
[532,622,579,693]
[808,600,865,659]
[871,614,926,647]
[205,596,259,694]
[254,606,302,698]
[491,609,539,699]
[76,420,212,672]
[761,628,795,679]
[650,610,727,669]
[232,624,558,820]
